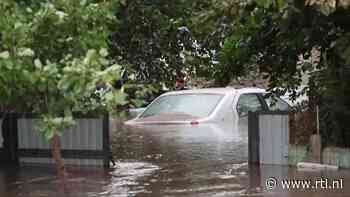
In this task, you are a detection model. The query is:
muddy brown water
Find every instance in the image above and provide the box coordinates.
[1,123,350,197]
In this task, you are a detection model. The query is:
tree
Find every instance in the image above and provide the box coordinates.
[216,0,350,146]
[0,0,126,178]
[109,0,249,89]
[110,0,214,89]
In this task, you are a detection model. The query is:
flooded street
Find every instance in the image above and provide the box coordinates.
[1,123,350,196]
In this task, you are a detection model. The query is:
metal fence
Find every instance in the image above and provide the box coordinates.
[248,111,290,165]
[1,113,110,167]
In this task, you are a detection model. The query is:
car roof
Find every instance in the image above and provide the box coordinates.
[236,87,266,94]
[162,87,265,96]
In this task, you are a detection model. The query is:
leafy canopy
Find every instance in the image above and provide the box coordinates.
[217,0,350,146]
[0,0,126,140]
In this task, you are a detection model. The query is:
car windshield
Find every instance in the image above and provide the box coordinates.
[140,93,224,118]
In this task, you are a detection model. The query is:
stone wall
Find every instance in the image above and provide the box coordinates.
[288,145,350,168]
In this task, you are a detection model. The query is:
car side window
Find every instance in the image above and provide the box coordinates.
[236,94,263,117]
[263,94,290,111]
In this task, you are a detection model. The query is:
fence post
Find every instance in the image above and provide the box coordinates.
[102,114,110,168]
[248,112,260,164]
[0,113,19,164]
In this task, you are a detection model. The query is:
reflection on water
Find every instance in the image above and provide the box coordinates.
[1,123,350,196]
[100,162,159,197]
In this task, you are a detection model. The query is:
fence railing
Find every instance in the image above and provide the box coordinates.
[0,113,110,167]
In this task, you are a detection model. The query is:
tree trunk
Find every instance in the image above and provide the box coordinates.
[50,134,67,180]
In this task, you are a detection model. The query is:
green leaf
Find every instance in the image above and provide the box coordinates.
[256,0,272,8]
[57,78,70,91]
[276,0,285,10]
[34,59,43,69]
[83,49,97,65]
[0,51,10,59]
[44,129,55,140]
[17,48,34,57]
[99,48,108,57]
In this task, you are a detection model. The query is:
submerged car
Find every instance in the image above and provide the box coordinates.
[118,87,290,195]
[125,87,289,125]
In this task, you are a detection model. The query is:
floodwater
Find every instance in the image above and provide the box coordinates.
[1,122,350,197]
